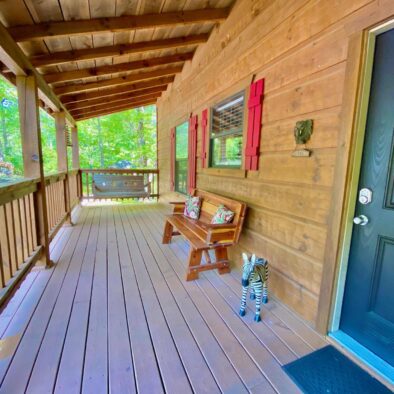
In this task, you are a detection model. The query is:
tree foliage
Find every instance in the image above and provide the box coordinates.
[77,105,157,169]
[0,76,157,182]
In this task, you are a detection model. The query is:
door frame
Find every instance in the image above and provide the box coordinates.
[326,19,394,384]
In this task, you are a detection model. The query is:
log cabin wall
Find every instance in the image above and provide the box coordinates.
[157,0,394,327]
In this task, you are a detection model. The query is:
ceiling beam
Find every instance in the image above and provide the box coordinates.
[65,86,167,110]
[30,34,208,68]
[60,77,174,104]
[55,65,182,96]
[44,52,193,84]
[9,8,230,42]
[75,100,156,121]
[0,21,75,125]
[70,92,161,117]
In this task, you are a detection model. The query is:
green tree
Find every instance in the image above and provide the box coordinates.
[78,105,157,169]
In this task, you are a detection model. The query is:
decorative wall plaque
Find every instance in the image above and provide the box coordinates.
[292,119,313,157]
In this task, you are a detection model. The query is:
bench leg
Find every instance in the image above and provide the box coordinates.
[186,248,203,281]
[162,220,173,244]
[215,247,231,275]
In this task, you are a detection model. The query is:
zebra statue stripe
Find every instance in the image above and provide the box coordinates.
[239,253,269,322]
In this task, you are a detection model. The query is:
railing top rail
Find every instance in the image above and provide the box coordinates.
[81,168,159,174]
[0,177,39,194]
[44,171,67,185]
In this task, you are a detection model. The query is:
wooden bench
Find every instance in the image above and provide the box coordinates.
[92,174,150,198]
[162,189,247,281]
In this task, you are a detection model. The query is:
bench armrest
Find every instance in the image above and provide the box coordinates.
[169,201,185,214]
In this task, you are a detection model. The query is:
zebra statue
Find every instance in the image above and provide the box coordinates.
[239,253,269,322]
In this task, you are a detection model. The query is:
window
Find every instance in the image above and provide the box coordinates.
[175,121,188,194]
[210,91,244,168]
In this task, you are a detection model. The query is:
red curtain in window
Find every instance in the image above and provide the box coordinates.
[170,127,175,191]
[245,78,265,171]
[188,115,198,193]
[201,109,208,168]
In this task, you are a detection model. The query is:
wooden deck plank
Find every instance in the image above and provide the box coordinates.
[0,208,91,393]
[154,204,325,354]
[107,208,136,393]
[82,207,109,393]
[125,207,222,394]
[0,225,72,339]
[115,209,164,394]
[130,206,249,394]
[119,207,193,394]
[0,204,328,394]
[136,206,274,392]
[54,207,101,394]
[129,205,246,393]
[141,207,286,392]
[163,216,314,359]
[25,208,95,394]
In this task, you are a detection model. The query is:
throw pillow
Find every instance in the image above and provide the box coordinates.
[211,204,235,224]
[183,195,201,219]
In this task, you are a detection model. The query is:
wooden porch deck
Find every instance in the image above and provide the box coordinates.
[0,203,326,394]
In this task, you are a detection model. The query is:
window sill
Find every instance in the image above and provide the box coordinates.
[200,167,246,178]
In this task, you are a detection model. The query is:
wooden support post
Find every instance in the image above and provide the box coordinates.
[71,126,80,169]
[16,75,52,267]
[71,126,82,200]
[54,112,72,224]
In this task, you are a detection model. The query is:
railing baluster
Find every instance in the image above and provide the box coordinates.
[17,198,26,262]
[23,196,31,255]
[9,202,18,271]
[0,239,5,288]
[3,205,12,279]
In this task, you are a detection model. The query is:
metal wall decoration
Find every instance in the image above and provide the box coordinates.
[292,119,313,157]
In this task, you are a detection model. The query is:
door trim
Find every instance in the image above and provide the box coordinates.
[327,19,394,384]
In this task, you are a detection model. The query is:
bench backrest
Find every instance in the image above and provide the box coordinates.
[192,189,247,243]
[93,174,147,194]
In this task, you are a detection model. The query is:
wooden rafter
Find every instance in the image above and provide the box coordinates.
[44,52,193,84]
[55,66,182,96]
[65,86,167,111]
[70,92,161,117]
[9,8,230,42]
[60,76,174,104]
[0,21,75,124]
[30,34,208,68]
[75,101,156,121]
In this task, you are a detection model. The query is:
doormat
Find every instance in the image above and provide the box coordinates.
[283,345,392,394]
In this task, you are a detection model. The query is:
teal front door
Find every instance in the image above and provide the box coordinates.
[339,28,394,367]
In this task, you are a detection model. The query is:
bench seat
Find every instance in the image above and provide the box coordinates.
[162,189,246,281]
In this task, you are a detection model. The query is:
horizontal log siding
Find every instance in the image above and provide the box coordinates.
[157,0,394,325]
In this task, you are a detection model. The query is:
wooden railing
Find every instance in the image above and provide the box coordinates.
[0,178,41,302]
[68,169,81,210]
[0,168,158,304]
[45,172,69,242]
[81,169,159,200]
[0,170,82,304]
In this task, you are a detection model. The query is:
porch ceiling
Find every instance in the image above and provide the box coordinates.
[0,0,235,122]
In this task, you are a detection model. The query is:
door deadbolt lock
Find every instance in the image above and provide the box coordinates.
[359,188,372,205]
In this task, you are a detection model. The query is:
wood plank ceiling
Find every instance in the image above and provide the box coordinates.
[0,0,234,122]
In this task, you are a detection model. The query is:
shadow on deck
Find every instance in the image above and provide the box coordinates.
[0,203,326,394]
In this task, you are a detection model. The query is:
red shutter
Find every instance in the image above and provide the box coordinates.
[170,127,175,191]
[245,78,265,171]
[201,109,208,168]
[188,115,198,193]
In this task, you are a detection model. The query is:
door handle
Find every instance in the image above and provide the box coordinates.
[353,214,369,226]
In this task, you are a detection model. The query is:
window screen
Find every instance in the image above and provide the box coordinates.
[210,91,244,168]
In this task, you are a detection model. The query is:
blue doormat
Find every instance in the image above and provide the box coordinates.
[283,345,392,394]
